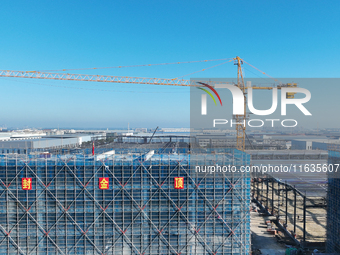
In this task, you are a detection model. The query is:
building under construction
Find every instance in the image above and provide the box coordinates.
[0,148,250,255]
[327,150,340,253]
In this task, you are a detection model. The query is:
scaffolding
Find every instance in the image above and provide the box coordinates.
[0,149,250,255]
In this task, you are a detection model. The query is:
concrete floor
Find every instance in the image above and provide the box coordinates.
[251,211,287,255]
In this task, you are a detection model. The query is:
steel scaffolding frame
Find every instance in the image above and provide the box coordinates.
[327,150,340,253]
[0,151,250,255]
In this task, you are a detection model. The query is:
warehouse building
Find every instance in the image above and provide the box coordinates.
[0,134,95,154]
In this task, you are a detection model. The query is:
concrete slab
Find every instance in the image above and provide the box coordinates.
[251,211,287,255]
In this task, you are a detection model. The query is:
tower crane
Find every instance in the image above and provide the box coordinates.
[0,57,296,151]
[233,57,297,150]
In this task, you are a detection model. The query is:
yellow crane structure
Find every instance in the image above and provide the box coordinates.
[0,57,296,151]
[233,56,297,150]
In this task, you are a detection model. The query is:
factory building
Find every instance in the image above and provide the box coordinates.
[0,134,96,154]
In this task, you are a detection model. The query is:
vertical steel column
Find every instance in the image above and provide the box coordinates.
[16,155,19,255]
[257,178,260,201]
[252,178,254,197]
[277,182,280,218]
[285,181,288,224]
[65,157,68,251]
[261,179,263,204]
[35,160,38,252]
[271,179,274,215]
[256,178,259,200]
[293,187,297,234]
[222,156,225,255]
[266,179,269,209]
[303,193,306,244]
[74,159,77,251]
[213,170,216,252]
[231,167,234,254]
[5,156,9,253]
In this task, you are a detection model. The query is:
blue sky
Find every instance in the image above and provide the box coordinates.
[0,1,339,129]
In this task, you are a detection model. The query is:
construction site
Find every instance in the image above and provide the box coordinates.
[0,147,250,255]
[0,57,338,255]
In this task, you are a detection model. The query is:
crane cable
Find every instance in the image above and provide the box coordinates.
[174,59,233,79]
[30,58,234,72]
[241,59,279,83]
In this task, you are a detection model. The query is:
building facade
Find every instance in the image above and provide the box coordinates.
[327,150,340,253]
[0,149,250,254]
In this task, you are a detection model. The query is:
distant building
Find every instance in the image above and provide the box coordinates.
[134,128,147,133]
[160,128,190,132]
[291,138,340,150]
[195,133,233,147]
[0,134,94,153]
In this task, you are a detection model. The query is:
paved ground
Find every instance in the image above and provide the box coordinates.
[251,211,287,255]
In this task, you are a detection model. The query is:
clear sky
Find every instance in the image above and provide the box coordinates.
[0,1,339,129]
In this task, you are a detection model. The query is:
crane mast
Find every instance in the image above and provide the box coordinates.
[234,56,247,151]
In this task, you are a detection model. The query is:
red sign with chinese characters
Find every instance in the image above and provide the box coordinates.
[22,178,32,190]
[99,178,109,190]
[174,177,184,189]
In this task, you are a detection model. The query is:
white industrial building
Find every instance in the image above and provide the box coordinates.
[0,133,97,154]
